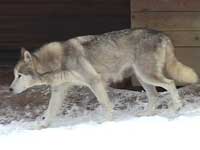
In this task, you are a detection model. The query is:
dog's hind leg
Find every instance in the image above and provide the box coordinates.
[133,76,159,113]
[152,75,182,111]
[134,66,182,112]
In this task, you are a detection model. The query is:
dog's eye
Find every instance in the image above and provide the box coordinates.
[18,74,22,78]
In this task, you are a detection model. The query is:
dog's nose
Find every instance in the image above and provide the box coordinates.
[9,88,13,92]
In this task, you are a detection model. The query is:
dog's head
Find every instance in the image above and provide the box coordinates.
[9,48,41,94]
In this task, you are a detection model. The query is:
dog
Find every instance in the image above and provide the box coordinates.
[10,28,198,128]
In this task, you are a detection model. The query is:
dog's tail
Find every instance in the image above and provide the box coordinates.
[164,37,198,84]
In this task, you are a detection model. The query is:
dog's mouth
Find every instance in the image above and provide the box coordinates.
[8,87,28,95]
[9,90,24,95]
[8,84,49,97]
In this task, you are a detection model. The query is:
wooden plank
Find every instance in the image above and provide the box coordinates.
[132,12,200,30]
[175,47,200,76]
[0,0,70,3]
[0,3,129,16]
[0,16,129,31]
[131,0,200,12]
[0,33,49,42]
[165,31,200,47]
[0,0,128,3]
[0,16,130,49]
[0,0,130,4]
[0,16,128,32]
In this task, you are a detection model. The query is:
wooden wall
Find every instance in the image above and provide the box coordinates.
[131,0,200,77]
[0,0,130,65]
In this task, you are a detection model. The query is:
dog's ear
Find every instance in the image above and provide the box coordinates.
[21,47,26,57]
[21,47,32,63]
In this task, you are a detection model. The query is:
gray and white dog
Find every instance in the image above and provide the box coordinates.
[10,29,198,128]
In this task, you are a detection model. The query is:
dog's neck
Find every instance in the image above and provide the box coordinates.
[34,70,86,87]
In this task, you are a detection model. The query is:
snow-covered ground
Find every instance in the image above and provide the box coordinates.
[1,115,200,150]
[1,84,200,150]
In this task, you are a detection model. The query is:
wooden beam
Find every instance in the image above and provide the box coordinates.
[175,47,200,76]
[0,16,130,49]
[165,31,200,47]
[0,0,128,4]
[131,0,200,12]
[0,3,129,16]
[132,12,200,31]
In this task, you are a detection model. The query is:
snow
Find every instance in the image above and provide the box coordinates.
[0,84,200,150]
[1,115,200,150]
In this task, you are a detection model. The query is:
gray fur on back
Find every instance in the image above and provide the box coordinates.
[62,28,168,83]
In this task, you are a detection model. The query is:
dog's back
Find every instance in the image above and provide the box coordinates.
[78,29,168,83]
[30,28,198,85]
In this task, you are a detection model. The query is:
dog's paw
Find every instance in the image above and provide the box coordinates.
[135,109,158,117]
[37,120,50,129]
[105,112,113,121]
[31,116,51,130]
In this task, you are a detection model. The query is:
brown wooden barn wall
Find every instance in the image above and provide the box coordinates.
[131,0,200,77]
[0,0,130,65]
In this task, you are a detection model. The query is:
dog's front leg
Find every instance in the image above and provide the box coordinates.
[78,57,113,120]
[88,79,113,120]
[40,84,68,128]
